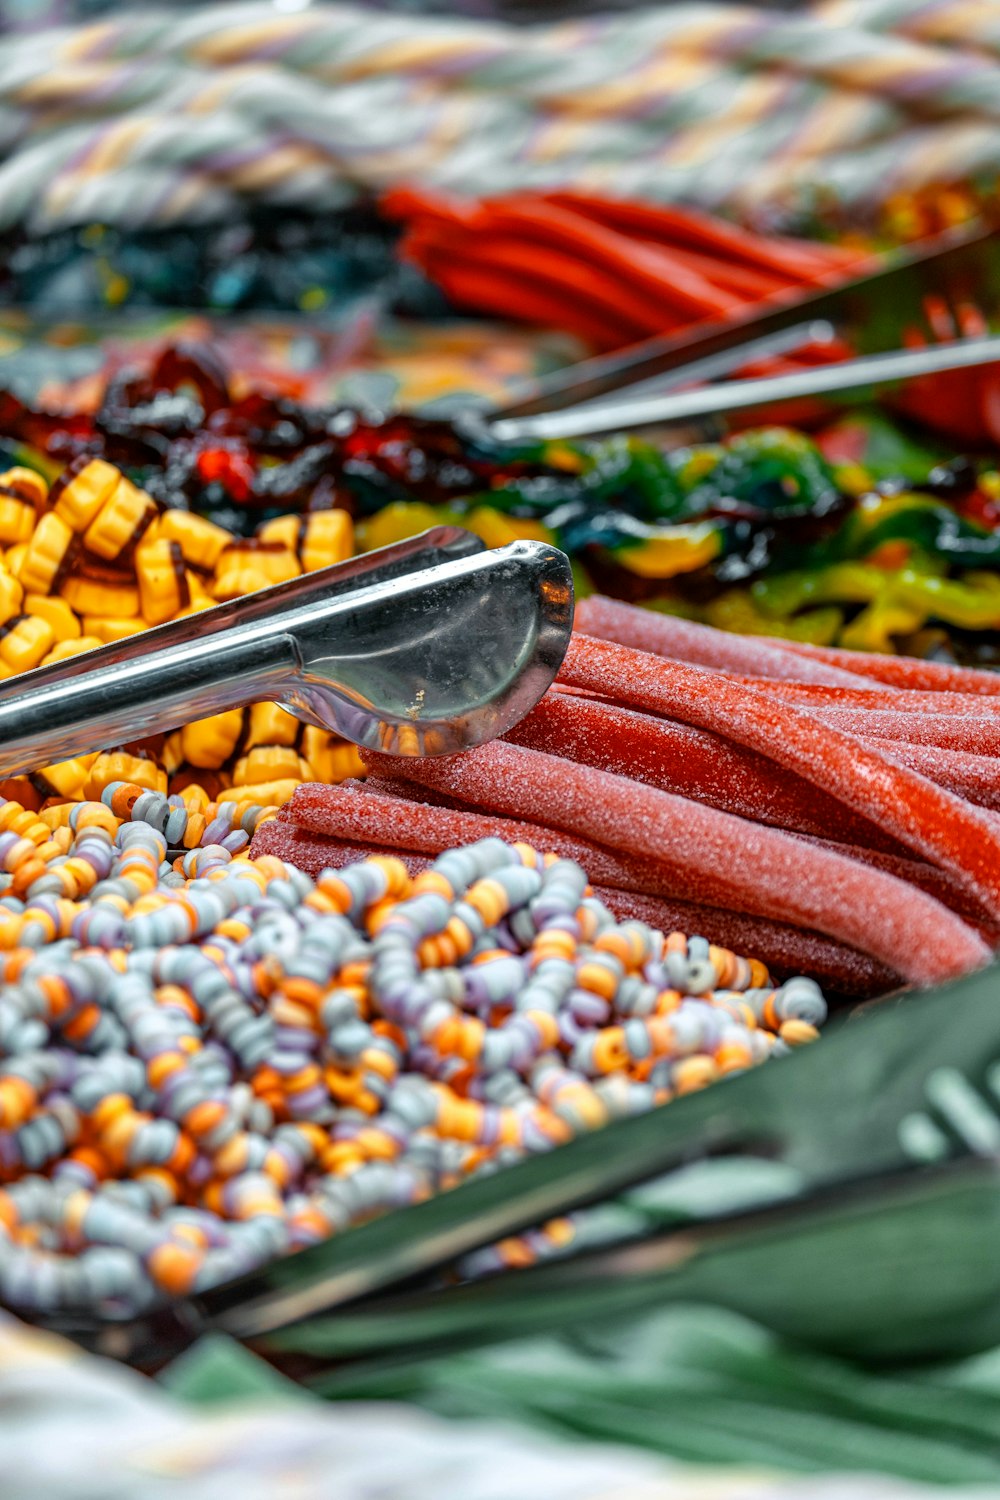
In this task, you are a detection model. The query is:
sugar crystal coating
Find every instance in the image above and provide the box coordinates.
[507,692,901,852]
[559,632,1000,913]
[362,739,990,984]
[576,596,876,687]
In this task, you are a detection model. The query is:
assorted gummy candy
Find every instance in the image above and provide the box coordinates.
[5,344,1000,660]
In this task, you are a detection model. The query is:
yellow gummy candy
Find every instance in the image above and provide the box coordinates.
[61,576,140,618]
[84,477,157,561]
[180,710,244,770]
[82,616,147,643]
[136,539,186,625]
[0,615,55,672]
[19,513,74,595]
[24,594,81,641]
[0,571,24,627]
[157,510,232,571]
[54,459,121,532]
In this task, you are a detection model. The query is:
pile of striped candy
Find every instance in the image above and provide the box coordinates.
[0,786,825,1317]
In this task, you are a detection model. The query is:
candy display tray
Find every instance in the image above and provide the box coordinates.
[1,293,998,1381]
[13,960,1000,1379]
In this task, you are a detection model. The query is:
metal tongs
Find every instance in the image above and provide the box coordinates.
[459,221,1000,444]
[0,528,573,774]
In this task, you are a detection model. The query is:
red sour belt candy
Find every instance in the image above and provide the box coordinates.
[788,831,999,935]
[808,708,1000,754]
[575,595,876,687]
[753,635,1000,696]
[558,632,1000,911]
[249,818,431,877]
[507,691,904,854]
[865,740,1000,809]
[284,780,731,903]
[361,739,990,985]
[716,675,1000,716]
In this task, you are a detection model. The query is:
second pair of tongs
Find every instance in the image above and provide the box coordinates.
[467,222,1000,443]
[0,527,573,776]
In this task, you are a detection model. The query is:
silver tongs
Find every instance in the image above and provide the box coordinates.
[0,527,573,774]
[487,334,1000,443]
[462,222,1000,444]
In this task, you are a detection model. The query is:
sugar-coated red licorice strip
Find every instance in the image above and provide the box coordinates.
[559,632,1000,908]
[810,708,1000,754]
[787,831,999,935]
[541,192,858,281]
[506,692,904,854]
[287,780,721,902]
[717,673,1000,716]
[536,699,1000,810]
[408,228,656,340]
[362,741,990,984]
[593,886,898,998]
[290,780,899,930]
[479,197,744,321]
[413,222,674,333]
[865,740,1000,809]
[754,636,1000,696]
[575,596,874,686]
[249,819,432,878]
[428,263,628,350]
[633,241,792,299]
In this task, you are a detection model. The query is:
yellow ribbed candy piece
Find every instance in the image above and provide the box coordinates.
[84,477,157,560]
[0,467,47,511]
[255,515,300,550]
[157,510,232,571]
[162,732,185,776]
[0,616,54,672]
[85,751,166,799]
[214,550,299,599]
[247,703,299,748]
[25,594,81,641]
[326,743,367,782]
[82,615,147,642]
[19,513,74,595]
[231,746,311,787]
[0,489,35,547]
[5,544,27,579]
[180,710,244,770]
[216,543,299,583]
[211,567,276,601]
[301,510,353,572]
[61,576,140,618]
[54,459,121,532]
[257,512,353,573]
[302,727,365,783]
[136,539,186,625]
[0,571,23,627]
[39,637,102,666]
[35,758,91,799]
